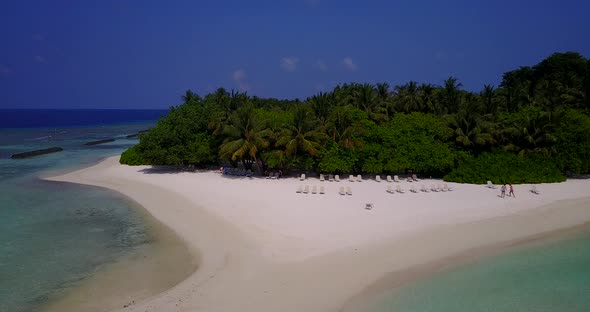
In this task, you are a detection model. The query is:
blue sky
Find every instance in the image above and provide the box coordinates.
[1,0,589,109]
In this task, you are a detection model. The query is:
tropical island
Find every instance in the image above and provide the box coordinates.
[121,52,590,184]
[45,52,590,312]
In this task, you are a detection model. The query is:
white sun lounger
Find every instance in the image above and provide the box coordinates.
[349,175,355,182]
[346,186,352,195]
[296,185,303,193]
[311,185,318,194]
[319,186,325,194]
[387,185,395,194]
[444,183,452,191]
[329,174,334,182]
[339,186,346,195]
[438,184,446,192]
[396,185,405,193]
[376,175,381,182]
[531,185,540,194]
[486,180,496,189]
[335,175,340,182]
[386,175,393,182]
[412,174,420,182]
[357,175,362,182]
[266,172,273,179]
[410,185,418,193]
[303,185,309,194]
[394,175,400,183]
[320,174,325,182]
[431,184,438,192]
[421,184,430,192]
[365,203,373,210]
[300,174,306,181]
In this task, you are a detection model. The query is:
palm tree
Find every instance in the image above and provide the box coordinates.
[481,84,498,116]
[181,89,198,104]
[276,106,328,157]
[213,88,229,109]
[308,92,335,130]
[352,84,387,122]
[394,81,420,113]
[503,109,557,157]
[328,105,365,149]
[443,77,463,114]
[448,94,495,152]
[375,82,393,118]
[219,104,271,171]
[418,83,436,114]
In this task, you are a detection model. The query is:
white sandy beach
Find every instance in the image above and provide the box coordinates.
[46,156,590,312]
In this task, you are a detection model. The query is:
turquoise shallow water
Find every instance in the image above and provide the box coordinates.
[366,228,590,312]
[0,122,158,312]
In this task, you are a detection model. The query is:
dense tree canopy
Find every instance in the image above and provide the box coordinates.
[121,52,590,183]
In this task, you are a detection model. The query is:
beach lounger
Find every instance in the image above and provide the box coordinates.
[486,180,496,189]
[376,175,381,182]
[266,172,273,179]
[329,174,334,182]
[386,175,393,183]
[421,184,429,192]
[300,173,306,181]
[387,185,395,194]
[412,174,420,182]
[410,185,418,193]
[296,186,303,193]
[444,183,452,191]
[346,186,352,195]
[319,186,325,194]
[349,175,355,182]
[320,174,325,182]
[531,185,540,195]
[339,186,346,195]
[431,184,438,192]
[394,175,400,183]
[396,185,405,193]
[335,175,340,182]
[365,203,373,210]
[312,185,318,194]
[437,184,444,192]
[271,172,277,179]
[303,185,309,194]
[357,175,362,182]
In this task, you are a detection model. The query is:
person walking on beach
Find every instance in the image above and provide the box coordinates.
[500,184,506,198]
[509,183,515,198]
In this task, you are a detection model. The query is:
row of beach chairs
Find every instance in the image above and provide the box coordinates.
[296,185,325,194]
[304,174,421,183]
[387,183,453,194]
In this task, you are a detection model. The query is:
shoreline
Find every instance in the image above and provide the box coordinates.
[40,183,198,312]
[45,156,590,312]
[340,216,590,311]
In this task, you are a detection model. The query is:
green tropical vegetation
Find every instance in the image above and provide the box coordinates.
[122,52,590,184]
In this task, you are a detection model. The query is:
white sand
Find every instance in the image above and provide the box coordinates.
[46,156,590,312]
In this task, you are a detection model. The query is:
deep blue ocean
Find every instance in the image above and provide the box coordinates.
[0,109,166,312]
[0,109,167,128]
